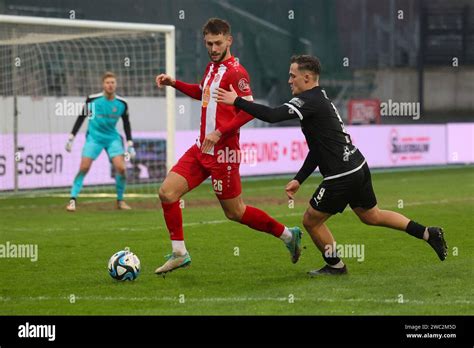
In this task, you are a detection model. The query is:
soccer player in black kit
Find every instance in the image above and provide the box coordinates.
[215,55,448,275]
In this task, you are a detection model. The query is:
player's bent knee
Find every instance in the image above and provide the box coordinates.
[158,186,179,203]
[303,211,317,230]
[224,208,244,222]
[303,207,329,230]
[79,159,92,173]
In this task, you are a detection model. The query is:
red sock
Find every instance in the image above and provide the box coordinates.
[161,201,184,241]
[239,205,285,237]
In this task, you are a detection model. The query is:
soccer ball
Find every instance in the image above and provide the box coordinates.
[108,249,140,281]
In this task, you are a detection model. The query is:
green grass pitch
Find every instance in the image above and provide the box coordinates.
[0,166,472,315]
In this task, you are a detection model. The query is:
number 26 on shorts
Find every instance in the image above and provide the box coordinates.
[213,179,222,193]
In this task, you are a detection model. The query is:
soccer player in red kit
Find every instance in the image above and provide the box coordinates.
[154,18,302,275]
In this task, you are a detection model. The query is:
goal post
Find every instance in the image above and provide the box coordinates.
[0,15,176,194]
[164,26,176,176]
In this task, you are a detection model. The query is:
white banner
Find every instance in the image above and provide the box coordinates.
[446,123,474,163]
[0,124,471,190]
[349,125,447,167]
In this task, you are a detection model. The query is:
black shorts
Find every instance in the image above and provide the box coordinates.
[310,162,377,214]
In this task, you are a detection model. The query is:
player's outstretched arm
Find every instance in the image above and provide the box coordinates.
[156,74,202,100]
[201,80,256,152]
[66,98,89,152]
[155,73,175,88]
[215,85,298,123]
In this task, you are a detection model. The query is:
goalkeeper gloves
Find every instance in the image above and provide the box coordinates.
[65,134,74,152]
[126,140,136,160]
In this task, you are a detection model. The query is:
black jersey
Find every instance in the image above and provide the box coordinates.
[234,86,366,183]
[284,86,365,182]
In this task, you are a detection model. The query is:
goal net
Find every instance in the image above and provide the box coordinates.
[0,15,175,197]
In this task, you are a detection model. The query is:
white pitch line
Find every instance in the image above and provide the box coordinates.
[50,193,159,198]
[0,295,471,306]
[0,183,287,200]
[1,196,473,213]
[4,197,474,233]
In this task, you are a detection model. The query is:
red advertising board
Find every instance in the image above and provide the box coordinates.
[348,99,381,125]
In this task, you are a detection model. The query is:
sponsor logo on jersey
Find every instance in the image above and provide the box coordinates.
[202,86,210,108]
[214,74,221,83]
[238,78,250,93]
[342,145,357,162]
[289,97,305,108]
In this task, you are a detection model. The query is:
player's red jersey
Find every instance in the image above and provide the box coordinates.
[170,55,254,199]
[197,55,253,155]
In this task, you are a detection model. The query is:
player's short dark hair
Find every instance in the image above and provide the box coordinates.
[290,55,321,76]
[102,71,116,81]
[202,18,231,36]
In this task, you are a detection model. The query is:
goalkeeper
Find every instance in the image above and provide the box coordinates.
[65,72,135,211]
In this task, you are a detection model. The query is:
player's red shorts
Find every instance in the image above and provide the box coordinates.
[171,144,242,200]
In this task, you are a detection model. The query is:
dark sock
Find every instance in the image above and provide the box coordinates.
[323,254,341,266]
[406,220,426,239]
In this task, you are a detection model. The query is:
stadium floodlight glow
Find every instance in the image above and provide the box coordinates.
[0,15,176,192]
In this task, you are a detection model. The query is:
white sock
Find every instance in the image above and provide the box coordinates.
[279,227,293,243]
[328,260,345,269]
[171,240,187,256]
